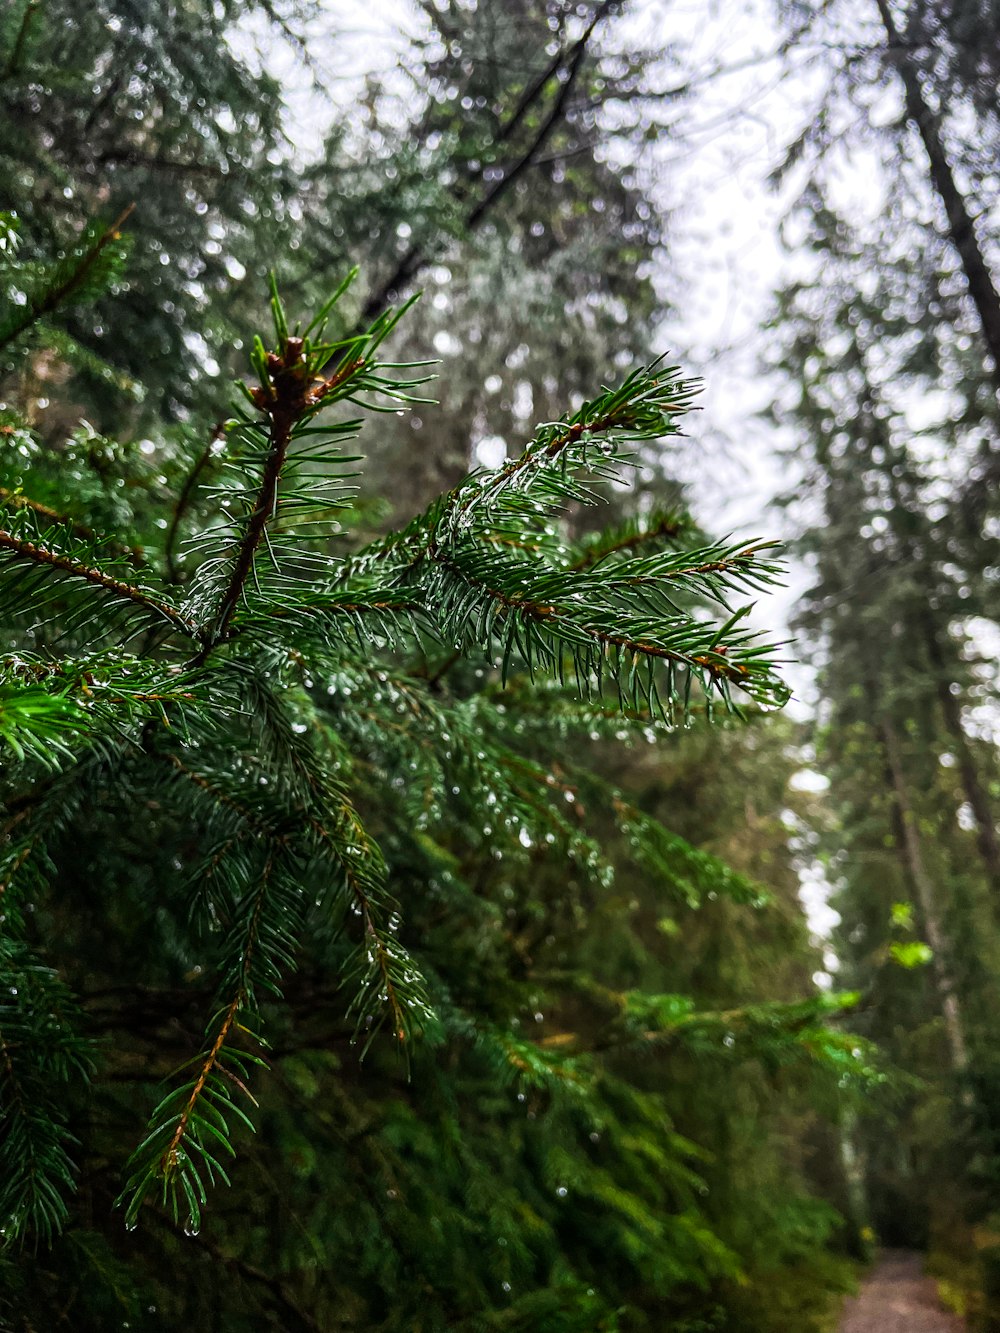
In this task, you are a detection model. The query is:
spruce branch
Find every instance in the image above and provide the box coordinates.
[0,521,199,643]
[163,713,428,1045]
[0,488,145,567]
[568,510,693,571]
[119,850,281,1232]
[437,361,701,535]
[158,994,246,1178]
[197,336,331,653]
[309,802,431,1053]
[0,684,86,766]
[0,268,799,1252]
[190,275,430,659]
[0,942,92,1247]
[357,363,789,716]
[418,541,786,712]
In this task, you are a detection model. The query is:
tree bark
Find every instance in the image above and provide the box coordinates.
[851,340,1000,898]
[875,0,1000,397]
[922,616,1000,894]
[878,713,968,1073]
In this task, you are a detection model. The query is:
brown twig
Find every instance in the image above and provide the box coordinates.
[0,526,200,639]
[194,345,362,662]
[426,548,749,686]
[160,994,244,1175]
[0,487,145,567]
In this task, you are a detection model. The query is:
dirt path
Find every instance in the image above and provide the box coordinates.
[838,1250,965,1333]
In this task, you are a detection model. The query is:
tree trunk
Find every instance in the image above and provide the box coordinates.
[878,713,969,1073]
[922,617,1000,894]
[875,0,1000,396]
[856,361,1000,896]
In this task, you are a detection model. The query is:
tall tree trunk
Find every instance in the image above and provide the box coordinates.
[853,350,1000,895]
[922,616,1000,893]
[878,714,969,1073]
[875,0,1000,396]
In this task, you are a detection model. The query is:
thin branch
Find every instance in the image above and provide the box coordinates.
[465,3,608,231]
[0,204,135,353]
[0,527,200,639]
[331,2,616,353]
[431,404,633,540]
[0,487,145,567]
[306,809,407,1043]
[95,149,227,179]
[569,516,690,571]
[160,993,243,1176]
[427,547,751,687]
[194,339,367,661]
[492,32,572,146]
[195,362,305,658]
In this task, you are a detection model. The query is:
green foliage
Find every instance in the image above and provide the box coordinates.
[0,1,326,436]
[0,683,85,765]
[0,939,92,1246]
[889,942,934,970]
[0,5,885,1322]
[0,272,801,1238]
[0,207,132,365]
[0,242,875,1329]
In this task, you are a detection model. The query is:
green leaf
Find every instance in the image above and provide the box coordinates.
[889,941,934,969]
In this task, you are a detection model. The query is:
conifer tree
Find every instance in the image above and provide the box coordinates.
[771,0,1000,531]
[0,215,872,1329]
[288,0,674,512]
[0,0,300,422]
[767,188,1000,1268]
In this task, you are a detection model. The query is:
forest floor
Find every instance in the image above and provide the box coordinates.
[837,1250,966,1332]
